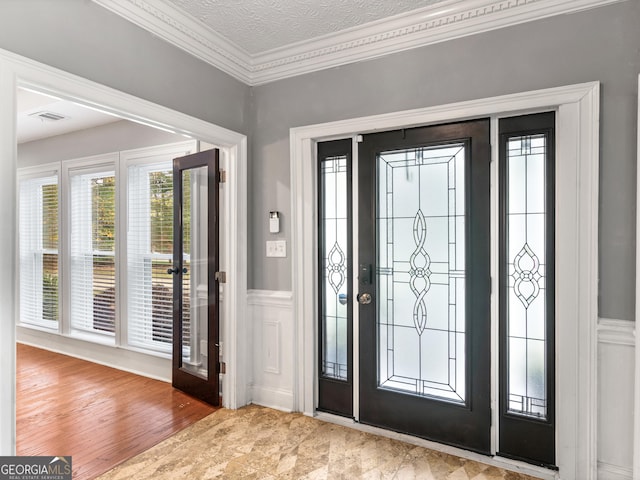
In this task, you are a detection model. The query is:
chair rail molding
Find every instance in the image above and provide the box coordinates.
[93,0,625,85]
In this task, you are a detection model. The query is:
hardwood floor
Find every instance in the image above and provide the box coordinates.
[16,343,216,480]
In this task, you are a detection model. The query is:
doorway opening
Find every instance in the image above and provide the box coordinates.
[291,83,599,479]
[317,114,557,467]
[0,50,247,456]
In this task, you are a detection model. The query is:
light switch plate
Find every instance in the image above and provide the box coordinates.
[266,240,286,257]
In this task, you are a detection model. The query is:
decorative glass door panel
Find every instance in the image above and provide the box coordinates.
[499,112,555,467]
[377,144,466,403]
[505,134,547,418]
[317,139,353,417]
[358,120,491,454]
[171,149,220,406]
[321,156,349,380]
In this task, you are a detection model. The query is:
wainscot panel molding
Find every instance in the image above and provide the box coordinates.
[597,318,635,480]
[247,290,295,412]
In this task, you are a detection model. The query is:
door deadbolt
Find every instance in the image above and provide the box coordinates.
[357,292,372,305]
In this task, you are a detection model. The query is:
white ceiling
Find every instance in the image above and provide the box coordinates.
[167,0,444,54]
[16,88,121,144]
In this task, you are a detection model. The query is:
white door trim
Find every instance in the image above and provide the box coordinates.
[290,82,599,479]
[634,73,640,480]
[0,47,248,454]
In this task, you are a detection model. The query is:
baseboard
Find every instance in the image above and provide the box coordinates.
[250,385,295,413]
[17,325,171,382]
[597,461,633,480]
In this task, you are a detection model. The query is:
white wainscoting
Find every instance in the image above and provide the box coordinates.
[247,290,295,412]
[245,292,638,478]
[597,318,635,480]
[19,291,635,478]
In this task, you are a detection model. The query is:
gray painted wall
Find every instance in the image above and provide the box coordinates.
[250,1,640,321]
[0,0,250,135]
[1,0,638,320]
[18,120,181,168]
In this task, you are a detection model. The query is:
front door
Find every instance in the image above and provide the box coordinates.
[357,120,491,453]
[170,149,221,406]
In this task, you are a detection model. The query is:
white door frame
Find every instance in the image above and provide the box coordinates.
[634,73,640,480]
[290,82,599,479]
[0,48,248,455]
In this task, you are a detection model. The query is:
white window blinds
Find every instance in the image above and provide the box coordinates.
[127,162,174,353]
[19,173,59,329]
[69,168,116,336]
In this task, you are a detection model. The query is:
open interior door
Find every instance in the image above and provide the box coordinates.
[170,149,220,406]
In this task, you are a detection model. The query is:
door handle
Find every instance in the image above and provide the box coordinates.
[166,267,188,275]
[357,292,372,305]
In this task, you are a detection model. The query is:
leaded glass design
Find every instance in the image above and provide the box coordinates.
[320,155,349,380]
[505,134,548,419]
[377,143,466,403]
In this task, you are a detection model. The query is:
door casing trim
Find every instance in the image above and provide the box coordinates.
[290,82,599,479]
[0,47,248,454]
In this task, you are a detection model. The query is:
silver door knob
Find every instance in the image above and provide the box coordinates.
[357,293,372,305]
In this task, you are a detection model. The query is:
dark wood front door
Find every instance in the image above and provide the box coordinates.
[357,119,492,453]
[170,149,220,406]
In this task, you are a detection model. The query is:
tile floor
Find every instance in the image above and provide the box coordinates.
[97,405,542,480]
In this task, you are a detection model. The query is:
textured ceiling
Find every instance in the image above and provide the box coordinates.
[167,0,444,54]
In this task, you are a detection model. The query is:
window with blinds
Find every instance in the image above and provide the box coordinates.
[127,162,174,353]
[19,173,59,329]
[69,168,116,337]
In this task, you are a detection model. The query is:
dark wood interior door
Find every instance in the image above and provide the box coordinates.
[358,119,491,453]
[171,149,220,406]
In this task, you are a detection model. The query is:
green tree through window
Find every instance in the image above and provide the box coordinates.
[92,176,115,252]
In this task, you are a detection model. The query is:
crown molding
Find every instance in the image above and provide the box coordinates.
[93,0,254,84]
[93,0,626,86]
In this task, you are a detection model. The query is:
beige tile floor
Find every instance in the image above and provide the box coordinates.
[97,405,542,480]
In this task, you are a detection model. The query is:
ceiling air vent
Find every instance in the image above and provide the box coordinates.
[29,111,67,122]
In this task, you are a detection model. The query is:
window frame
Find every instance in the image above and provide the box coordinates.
[17,141,197,356]
[119,141,197,357]
[17,162,61,332]
[62,153,119,344]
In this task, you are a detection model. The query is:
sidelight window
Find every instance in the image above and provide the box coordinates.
[317,139,353,417]
[499,112,556,467]
[320,154,349,380]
